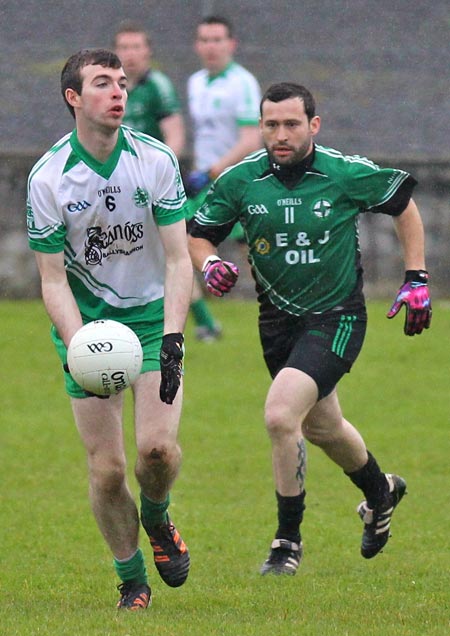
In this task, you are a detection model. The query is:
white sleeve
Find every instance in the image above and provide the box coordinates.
[235,72,261,124]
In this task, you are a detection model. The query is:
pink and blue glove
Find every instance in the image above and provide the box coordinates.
[202,256,239,297]
[185,170,211,198]
[387,270,431,336]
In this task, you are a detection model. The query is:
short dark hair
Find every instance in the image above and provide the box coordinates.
[113,20,152,48]
[61,48,122,119]
[197,15,234,38]
[260,83,316,120]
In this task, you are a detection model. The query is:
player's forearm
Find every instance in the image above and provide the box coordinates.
[163,253,193,334]
[188,236,217,272]
[35,252,82,345]
[161,114,185,158]
[392,199,426,270]
[42,279,82,346]
[209,126,261,178]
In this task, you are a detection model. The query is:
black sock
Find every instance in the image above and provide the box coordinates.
[274,490,306,544]
[345,451,388,508]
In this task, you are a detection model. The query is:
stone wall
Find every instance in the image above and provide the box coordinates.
[1,1,449,160]
[0,153,447,300]
[1,1,448,299]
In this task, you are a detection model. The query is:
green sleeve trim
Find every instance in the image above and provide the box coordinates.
[28,238,64,253]
[28,223,66,252]
[153,205,186,226]
[237,118,259,126]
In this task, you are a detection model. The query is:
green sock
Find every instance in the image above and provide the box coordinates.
[190,298,216,330]
[140,492,170,530]
[114,547,147,585]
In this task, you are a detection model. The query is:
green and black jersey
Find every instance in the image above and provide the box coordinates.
[123,70,181,141]
[190,144,416,316]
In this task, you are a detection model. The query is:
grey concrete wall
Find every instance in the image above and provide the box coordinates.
[1,1,448,299]
[1,1,449,160]
[0,153,448,300]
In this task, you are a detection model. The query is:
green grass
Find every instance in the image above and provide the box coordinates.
[1,298,449,635]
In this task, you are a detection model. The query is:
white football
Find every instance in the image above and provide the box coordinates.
[67,320,143,396]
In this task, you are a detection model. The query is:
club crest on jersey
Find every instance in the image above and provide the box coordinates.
[26,204,35,229]
[312,199,332,218]
[254,237,271,255]
[133,187,149,208]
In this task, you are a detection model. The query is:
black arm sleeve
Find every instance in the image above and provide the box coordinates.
[188,218,236,247]
[369,175,417,216]
[368,175,418,216]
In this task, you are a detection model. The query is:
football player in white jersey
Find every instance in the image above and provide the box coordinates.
[27,49,193,610]
[185,15,262,340]
[187,15,262,184]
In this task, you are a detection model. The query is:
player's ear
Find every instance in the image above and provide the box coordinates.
[310,115,321,137]
[65,87,81,110]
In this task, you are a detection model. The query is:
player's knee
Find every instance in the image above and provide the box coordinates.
[88,455,127,495]
[264,402,295,437]
[138,444,179,469]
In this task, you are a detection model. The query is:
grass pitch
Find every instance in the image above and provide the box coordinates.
[1,298,449,635]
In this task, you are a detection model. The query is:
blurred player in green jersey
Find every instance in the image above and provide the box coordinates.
[114,20,221,342]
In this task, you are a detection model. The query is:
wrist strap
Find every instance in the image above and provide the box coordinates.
[162,332,184,346]
[404,270,429,283]
[201,254,221,273]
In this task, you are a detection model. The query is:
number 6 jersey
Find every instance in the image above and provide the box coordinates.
[27,126,186,323]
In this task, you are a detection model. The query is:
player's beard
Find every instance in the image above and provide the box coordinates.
[266,138,312,167]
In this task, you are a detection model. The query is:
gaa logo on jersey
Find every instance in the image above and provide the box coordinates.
[312,199,332,218]
[133,187,149,208]
[254,237,271,255]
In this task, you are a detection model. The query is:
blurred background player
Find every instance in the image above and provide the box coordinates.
[114,20,219,342]
[185,15,262,341]
[114,20,185,156]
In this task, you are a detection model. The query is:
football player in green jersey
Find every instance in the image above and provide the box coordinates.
[28,49,193,609]
[114,20,221,342]
[189,82,431,575]
[114,21,185,157]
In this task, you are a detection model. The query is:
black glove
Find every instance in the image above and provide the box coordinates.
[159,333,184,404]
[63,362,110,399]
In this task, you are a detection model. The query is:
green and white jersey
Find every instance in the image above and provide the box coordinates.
[187,62,261,171]
[123,70,181,141]
[27,126,186,324]
[195,145,412,315]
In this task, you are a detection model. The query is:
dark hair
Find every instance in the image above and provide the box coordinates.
[113,20,151,48]
[197,15,234,38]
[61,48,122,118]
[260,83,316,120]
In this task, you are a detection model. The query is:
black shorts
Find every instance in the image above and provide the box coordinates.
[259,302,367,400]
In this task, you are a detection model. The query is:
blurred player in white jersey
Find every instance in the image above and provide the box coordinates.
[27,49,193,610]
[185,15,262,341]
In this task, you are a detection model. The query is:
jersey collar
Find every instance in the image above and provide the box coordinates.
[68,127,133,179]
[267,146,316,189]
[207,60,235,83]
